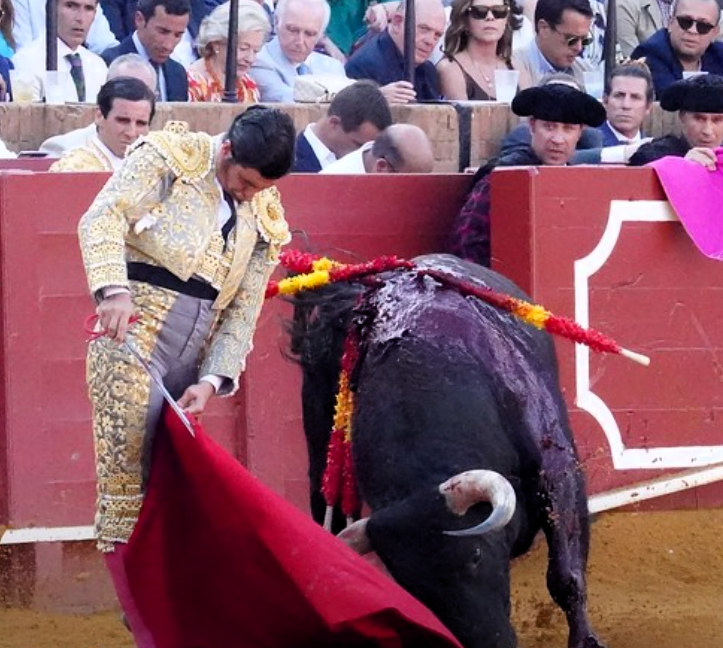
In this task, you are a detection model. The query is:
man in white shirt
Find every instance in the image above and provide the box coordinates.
[321,124,435,174]
[12,0,118,55]
[12,0,108,103]
[49,76,156,172]
[293,80,392,172]
[250,0,346,103]
[41,53,157,156]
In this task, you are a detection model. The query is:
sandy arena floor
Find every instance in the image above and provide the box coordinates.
[1,508,722,648]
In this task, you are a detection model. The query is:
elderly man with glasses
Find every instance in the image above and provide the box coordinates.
[513,0,595,88]
[632,0,723,96]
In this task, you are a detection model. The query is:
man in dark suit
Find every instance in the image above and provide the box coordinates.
[345,0,446,102]
[102,0,190,101]
[599,62,653,146]
[293,80,392,173]
[101,0,208,58]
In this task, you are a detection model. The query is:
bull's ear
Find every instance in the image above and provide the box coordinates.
[337,518,372,555]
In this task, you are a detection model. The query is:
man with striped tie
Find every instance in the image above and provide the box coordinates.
[12,0,108,102]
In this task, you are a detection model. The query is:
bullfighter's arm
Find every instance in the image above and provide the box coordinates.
[200,241,279,395]
[77,144,172,297]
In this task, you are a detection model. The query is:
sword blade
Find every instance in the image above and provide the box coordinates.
[123,339,196,437]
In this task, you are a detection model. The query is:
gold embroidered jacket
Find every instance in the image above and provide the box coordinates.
[49,139,117,173]
[78,126,290,393]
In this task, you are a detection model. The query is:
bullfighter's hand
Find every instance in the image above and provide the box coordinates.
[380,81,417,104]
[685,147,718,170]
[177,382,215,416]
[96,292,135,343]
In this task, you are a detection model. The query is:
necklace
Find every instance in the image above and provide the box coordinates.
[469,56,498,91]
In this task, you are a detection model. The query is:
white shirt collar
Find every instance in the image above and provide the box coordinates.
[304,124,336,168]
[92,134,124,171]
[58,37,82,57]
[607,121,642,143]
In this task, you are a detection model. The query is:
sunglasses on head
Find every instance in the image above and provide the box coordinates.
[467,5,510,20]
[674,15,716,34]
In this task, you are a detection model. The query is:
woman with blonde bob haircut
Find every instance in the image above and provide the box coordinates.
[188,0,271,103]
[437,0,523,100]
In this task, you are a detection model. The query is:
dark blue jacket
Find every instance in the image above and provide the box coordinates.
[345,31,440,101]
[632,29,723,97]
[102,35,189,101]
[293,132,322,173]
[0,55,12,101]
[101,0,207,41]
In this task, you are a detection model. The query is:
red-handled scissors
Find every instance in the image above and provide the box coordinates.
[84,314,196,437]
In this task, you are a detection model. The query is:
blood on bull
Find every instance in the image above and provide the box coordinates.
[289,253,607,648]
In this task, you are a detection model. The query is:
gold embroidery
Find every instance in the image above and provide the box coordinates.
[49,143,114,173]
[88,282,176,551]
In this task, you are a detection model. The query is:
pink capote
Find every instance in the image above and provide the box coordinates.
[650,148,723,259]
[123,407,464,648]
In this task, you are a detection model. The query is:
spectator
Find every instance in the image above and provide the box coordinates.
[250,0,345,103]
[437,0,524,100]
[294,80,392,172]
[50,76,155,171]
[102,0,190,101]
[617,0,668,58]
[448,81,605,266]
[501,70,654,164]
[599,62,653,145]
[188,0,269,102]
[101,0,209,67]
[320,123,435,173]
[12,0,108,102]
[512,0,594,88]
[631,0,723,96]
[629,73,723,165]
[0,0,16,57]
[345,0,446,102]
[40,54,157,156]
[13,0,118,54]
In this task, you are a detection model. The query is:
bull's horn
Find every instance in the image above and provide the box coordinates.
[439,469,516,536]
[337,518,373,555]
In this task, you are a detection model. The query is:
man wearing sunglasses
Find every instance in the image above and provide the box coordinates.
[631,0,723,96]
[513,0,595,88]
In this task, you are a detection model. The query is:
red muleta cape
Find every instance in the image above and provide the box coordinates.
[124,407,463,648]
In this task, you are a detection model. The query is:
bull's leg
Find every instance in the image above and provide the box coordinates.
[539,459,606,648]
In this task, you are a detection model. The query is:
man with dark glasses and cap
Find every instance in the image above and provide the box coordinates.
[448,80,605,266]
[513,0,595,88]
[631,0,723,96]
[629,73,723,166]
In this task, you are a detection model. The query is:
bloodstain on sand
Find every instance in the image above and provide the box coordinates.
[1,509,722,648]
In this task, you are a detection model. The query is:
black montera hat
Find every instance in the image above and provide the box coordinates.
[660,74,723,113]
[511,83,606,127]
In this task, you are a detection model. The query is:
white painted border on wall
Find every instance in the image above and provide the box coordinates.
[574,199,723,470]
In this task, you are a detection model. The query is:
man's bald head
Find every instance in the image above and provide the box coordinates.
[371,124,435,173]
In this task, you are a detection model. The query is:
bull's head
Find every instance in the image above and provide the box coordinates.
[338,469,519,648]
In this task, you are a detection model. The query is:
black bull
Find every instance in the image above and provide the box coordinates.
[289,254,605,648]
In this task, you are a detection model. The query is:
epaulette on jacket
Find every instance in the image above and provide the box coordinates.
[129,120,214,180]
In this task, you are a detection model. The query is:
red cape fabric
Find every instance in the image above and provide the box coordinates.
[125,407,463,648]
[650,148,723,260]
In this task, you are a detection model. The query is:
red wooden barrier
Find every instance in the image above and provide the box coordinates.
[0,172,472,533]
[492,166,723,508]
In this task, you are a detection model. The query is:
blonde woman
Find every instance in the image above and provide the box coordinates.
[437,0,523,100]
[188,0,270,103]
